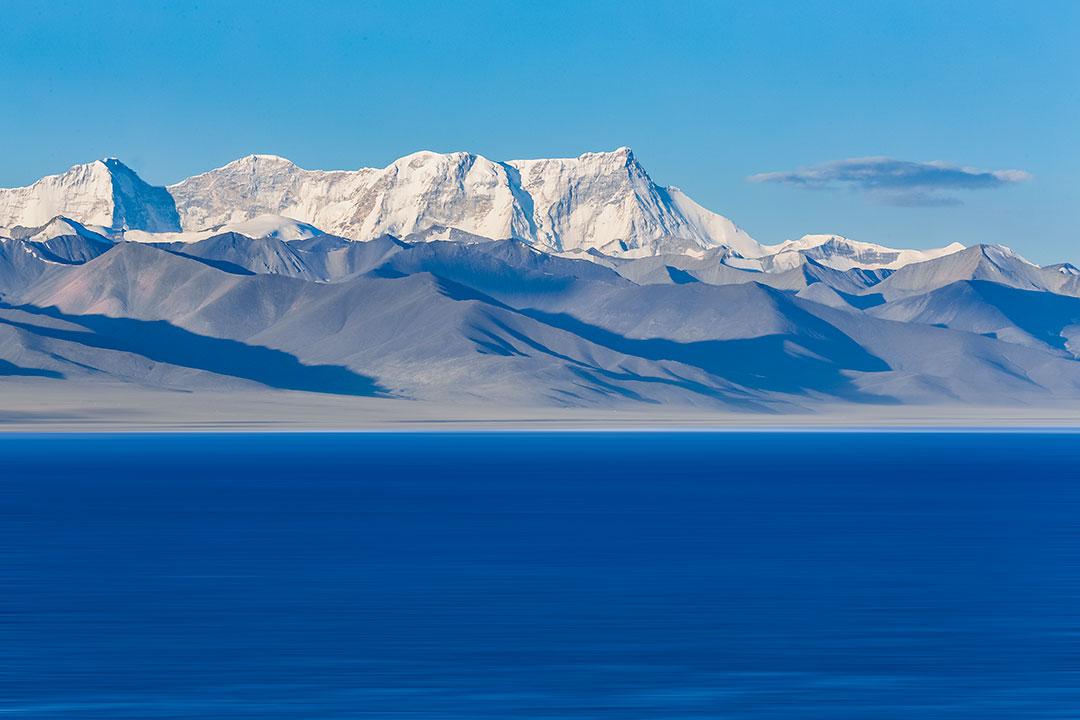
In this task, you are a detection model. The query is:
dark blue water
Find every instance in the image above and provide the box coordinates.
[2,432,1079,718]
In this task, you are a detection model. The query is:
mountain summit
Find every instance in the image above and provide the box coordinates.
[166,147,761,257]
[0,159,180,233]
[0,150,765,258]
[0,150,1078,412]
[0,150,971,274]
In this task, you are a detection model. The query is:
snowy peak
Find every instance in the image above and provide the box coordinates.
[3,215,112,244]
[168,148,761,258]
[584,145,634,161]
[124,214,325,244]
[213,154,302,175]
[0,159,180,233]
[757,234,965,271]
[0,150,998,270]
[0,161,114,230]
[1046,262,1080,276]
[98,159,182,233]
[505,146,757,256]
[870,243,1055,300]
[214,214,323,242]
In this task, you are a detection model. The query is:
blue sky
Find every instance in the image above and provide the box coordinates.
[1,0,1077,261]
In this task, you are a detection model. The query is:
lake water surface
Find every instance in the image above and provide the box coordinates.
[2,432,1079,718]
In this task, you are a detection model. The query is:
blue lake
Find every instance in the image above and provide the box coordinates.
[2,432,1079,718]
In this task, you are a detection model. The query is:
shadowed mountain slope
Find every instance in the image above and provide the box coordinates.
[1,231,1078,410]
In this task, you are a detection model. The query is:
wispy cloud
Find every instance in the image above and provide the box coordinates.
[748,156,1032,206]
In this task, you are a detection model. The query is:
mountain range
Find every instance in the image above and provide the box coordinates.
[1,149,1078,413]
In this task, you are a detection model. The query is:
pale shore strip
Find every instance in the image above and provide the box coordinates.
[2,379,1079,432]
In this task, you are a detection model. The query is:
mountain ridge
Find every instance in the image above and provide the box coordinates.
[2,150,1077,413]
[0,159,181,233]
[1,150,965,269]
[2,228,1078,410]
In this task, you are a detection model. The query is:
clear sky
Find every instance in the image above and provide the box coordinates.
[1,0,1077,262]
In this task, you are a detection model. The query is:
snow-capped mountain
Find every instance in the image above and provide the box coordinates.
[870,244,1056,300]
[0,159,180,233]
[1047,262,1080,277]
[124,214,324,244]
[757,235,966,272]
[166,148,760,257]
[5,149,1079,415]
[0,150,982,270]
[0,215,112,244]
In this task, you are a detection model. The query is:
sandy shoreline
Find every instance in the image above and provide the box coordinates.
[1,379,1078,432]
